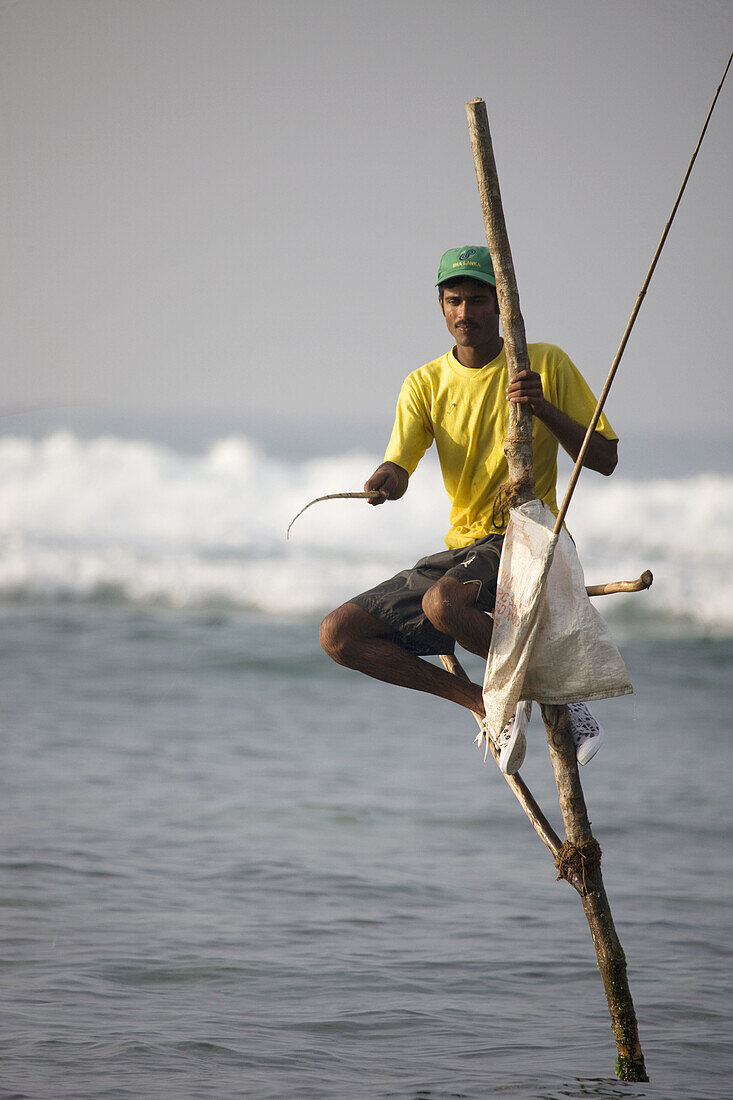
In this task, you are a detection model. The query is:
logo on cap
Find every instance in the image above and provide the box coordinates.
[459,248,477,261]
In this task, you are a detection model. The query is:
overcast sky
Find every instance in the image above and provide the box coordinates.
[2,0,732,462]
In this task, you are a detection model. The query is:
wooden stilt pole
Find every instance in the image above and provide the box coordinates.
[465,97,648,1082]
[464,100,534,508]
[543,705,647,1079]
[440,653,563,860]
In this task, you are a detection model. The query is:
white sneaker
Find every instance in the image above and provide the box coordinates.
[567,702,605,765]
[494,700,531,775]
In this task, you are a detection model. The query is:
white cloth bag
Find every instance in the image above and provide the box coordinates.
[482,500,633,740]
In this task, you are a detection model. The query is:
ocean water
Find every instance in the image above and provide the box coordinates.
[1,432,732,1099]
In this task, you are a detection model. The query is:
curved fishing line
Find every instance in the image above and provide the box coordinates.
[286,491,381,538]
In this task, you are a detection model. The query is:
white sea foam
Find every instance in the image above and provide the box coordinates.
[0,431,731,632]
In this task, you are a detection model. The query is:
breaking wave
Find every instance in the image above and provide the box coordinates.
[0,431,730,633]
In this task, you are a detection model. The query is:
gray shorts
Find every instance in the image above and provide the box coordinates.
[350,535,503,656]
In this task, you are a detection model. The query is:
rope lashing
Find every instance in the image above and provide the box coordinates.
[490,474,534,530]
[555,838,602,892]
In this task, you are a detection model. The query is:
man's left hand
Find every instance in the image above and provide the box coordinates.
[506,369,618,476]
[506,369,546,413]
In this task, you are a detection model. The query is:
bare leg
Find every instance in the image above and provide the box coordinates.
[421,576,493,658]
[319,602,484,717]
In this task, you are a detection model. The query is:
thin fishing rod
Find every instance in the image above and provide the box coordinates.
[554,49,733,536]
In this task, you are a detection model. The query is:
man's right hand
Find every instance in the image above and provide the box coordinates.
[364,462,409,505]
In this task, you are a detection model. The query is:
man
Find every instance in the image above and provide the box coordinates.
[320,246,618,774]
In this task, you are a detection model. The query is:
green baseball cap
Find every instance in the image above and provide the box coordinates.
[436,246,496,287]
